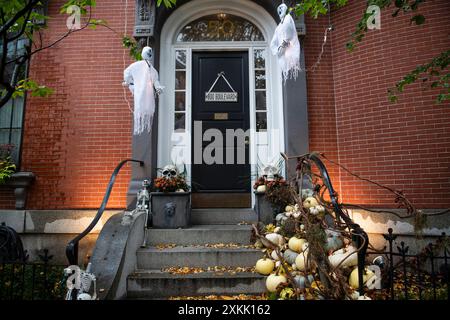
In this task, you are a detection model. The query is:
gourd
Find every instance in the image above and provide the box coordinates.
[256,185,266,193]
[176,189,185,192]
[271,250,280,261]
[288,237,307,253]
[266,274,287,292]
[283,249,299,265]
[294,250,309,271]
[325,230,344,252]
[294,274,315,289]
[348,267,375,289]
[285,205,295,212]
[265,233,285,246]
[328,245,358,268]
[303,197,318,209]
[255,258,275,275]
[301,189,314,200]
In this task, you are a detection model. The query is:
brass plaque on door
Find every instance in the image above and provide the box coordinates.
[214,113,228,120]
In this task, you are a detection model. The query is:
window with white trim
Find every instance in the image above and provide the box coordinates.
[174,49,187,132]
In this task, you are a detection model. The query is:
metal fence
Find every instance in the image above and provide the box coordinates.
[0,249,66,300]
[368,228,449,300]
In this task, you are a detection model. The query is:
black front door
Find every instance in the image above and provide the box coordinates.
[192,51,251,208]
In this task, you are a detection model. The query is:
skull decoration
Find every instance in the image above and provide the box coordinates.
[263,165,280,181]
[162,165,178,179]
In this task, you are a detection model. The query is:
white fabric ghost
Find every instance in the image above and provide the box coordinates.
[123,47,164,135]
[270,4,301,82]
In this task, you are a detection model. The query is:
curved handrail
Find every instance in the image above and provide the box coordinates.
[292,152,370,295]
[66,159,144,266]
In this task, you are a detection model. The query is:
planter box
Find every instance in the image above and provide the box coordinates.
[254,192,277,225]
[151,192,191,228]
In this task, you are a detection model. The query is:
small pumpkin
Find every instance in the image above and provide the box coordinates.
[285,205,295,212]
[266,274,287,292]
[303,197,318,209]
[270,250,280,261]
[265,233,285,247]
[348,267,375,289]
[301,189,314,200]
[325,231,344,252]
[294,250,310,271]
[328,245,358,268]
[283,249,299,265]
[255,258,275,275]
[256,185,266,193]
[288,237,307,253]
[175,189,185,192]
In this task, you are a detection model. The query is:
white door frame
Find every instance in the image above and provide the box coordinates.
[158,0,285,207]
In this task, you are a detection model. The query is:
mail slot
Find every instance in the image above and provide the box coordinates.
[214,113,228,120]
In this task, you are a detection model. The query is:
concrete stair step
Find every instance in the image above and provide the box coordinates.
[147,225,254,246]
[127,270,265,299]
[191,208,258,225]
[136,246,263,269]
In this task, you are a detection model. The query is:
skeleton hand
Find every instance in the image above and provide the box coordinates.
[155,85,165,95]
[278,39,290,55]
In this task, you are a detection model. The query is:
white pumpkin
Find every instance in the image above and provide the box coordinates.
[265,233,285,246]
[256,185,266,193]
[328,245,358,268]
[348,267,375,289]
[294,250,309,271]
[285,205,295,212]
[309,207,319,215]
[303,197,318,209]
[266,274,287,292]
[292,211,300,219]
[273,227,281,233]
[285,211,292,217]
[316,205,325,213]
[255,258,275,275]
[288,237,307,253]
[175,188,185,192]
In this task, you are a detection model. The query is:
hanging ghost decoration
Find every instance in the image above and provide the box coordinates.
[123,47,164,135]
[270,3,301,82]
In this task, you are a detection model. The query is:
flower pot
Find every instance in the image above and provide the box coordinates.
[254,192,276,225]
[151,192,191,228]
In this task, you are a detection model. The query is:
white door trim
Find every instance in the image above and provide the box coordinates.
[158,0,285,207]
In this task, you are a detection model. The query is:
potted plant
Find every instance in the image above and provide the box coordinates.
[151,165,191,228]
[254,174,293,224]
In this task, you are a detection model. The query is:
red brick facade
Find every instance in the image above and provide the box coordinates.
[1,0,449,210]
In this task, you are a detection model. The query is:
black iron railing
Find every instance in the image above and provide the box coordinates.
[0,249,66,300]
[369,229,450,300]
[65,159,144,266]
[306,153,370,295]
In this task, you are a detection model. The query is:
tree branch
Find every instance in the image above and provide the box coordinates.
[0,0,40,35]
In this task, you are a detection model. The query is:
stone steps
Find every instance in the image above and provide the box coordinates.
[191,208,258,225]
[127,270,265,299]
[136,246,263,269]
[146,224,254,246]
[126,208,264,299]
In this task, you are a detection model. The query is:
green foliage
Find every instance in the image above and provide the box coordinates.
[122,36,142,61]
[294,0,348,18]
[0,157,16,184]
[13,78,54,98]
[388,50,450,103]
[156,0,177,9]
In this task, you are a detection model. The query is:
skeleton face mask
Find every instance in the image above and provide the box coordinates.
[162,165,178,179]
[142,46,153,61]
[277,3,288,20]
[263,165,279,181]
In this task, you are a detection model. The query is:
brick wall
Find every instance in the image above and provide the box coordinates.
[329,0,450,208]
[0,0,136,209]
[0,0,448,210]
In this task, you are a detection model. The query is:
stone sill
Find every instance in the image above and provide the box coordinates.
[2,171,35,209]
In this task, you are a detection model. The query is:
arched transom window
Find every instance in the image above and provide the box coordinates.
[176,13,265,42]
